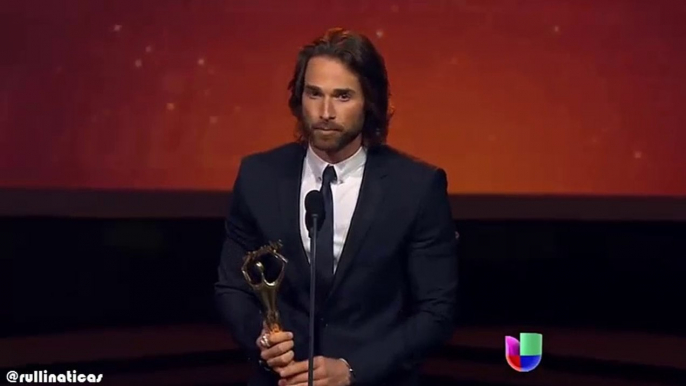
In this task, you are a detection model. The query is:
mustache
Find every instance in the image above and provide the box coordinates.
[311,121,344,131]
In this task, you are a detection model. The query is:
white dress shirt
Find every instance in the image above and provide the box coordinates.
[299,145,366,272]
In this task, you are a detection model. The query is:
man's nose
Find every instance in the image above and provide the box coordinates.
[319,98,336,121]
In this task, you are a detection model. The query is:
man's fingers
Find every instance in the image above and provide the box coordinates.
[256,331,293,350]
[267,331,294,345]
[277,359,309,378]
[283,380,326,386]
[281,369,308,385]
[281,365,326,385]
[261,340,294,360]
[279,358,327,384]
[266,349,294,368]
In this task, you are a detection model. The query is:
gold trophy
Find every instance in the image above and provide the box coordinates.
[241,240,288,333]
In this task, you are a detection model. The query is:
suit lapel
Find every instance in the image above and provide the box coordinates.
[277,144,310,290]
[326,146,389,302]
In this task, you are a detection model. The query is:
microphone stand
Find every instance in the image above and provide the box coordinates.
[307,214,318,386]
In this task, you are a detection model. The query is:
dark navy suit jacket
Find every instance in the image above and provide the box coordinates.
[215,142,458,386]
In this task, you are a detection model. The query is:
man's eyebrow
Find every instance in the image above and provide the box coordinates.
[332,88,355,96]
[304,84,356,95]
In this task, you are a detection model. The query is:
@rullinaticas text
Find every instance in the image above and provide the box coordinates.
[6,370,104,383]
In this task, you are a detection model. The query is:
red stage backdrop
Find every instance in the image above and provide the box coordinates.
[1,0,685,196]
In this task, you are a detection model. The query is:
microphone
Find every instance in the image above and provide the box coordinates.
[305,190,325,237]
[304,190,324,386]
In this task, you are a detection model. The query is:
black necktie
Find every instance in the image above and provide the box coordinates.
[317,165,337,294]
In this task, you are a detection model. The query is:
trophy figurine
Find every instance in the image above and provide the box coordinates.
[241,240,288,333]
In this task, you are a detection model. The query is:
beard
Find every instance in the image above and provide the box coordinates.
[301,117,363,153]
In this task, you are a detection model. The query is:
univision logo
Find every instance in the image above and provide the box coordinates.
[505,332,542,372]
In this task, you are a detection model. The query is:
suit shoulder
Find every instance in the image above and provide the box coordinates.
[378,145,445,177]
[239,142,305,170]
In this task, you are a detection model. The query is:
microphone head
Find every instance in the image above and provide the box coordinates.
[304,190,325,231]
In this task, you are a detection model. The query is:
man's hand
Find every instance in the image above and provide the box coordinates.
[277,356,351,386]
[256,324,295,372]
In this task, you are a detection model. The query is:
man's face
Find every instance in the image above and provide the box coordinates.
[300,56,365,153]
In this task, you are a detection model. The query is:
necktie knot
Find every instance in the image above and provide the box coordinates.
[322,165,337,186]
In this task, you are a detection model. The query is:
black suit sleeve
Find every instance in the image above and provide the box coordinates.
[214,159,265,365]
[346,168,458,384]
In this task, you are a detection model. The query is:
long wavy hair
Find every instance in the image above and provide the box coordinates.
[287,28,395,148]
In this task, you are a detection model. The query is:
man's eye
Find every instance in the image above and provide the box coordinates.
[338,93,351,101]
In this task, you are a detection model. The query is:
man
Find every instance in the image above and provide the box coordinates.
[215,27,458,386]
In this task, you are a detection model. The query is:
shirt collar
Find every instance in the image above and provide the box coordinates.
[305,144,367,184]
